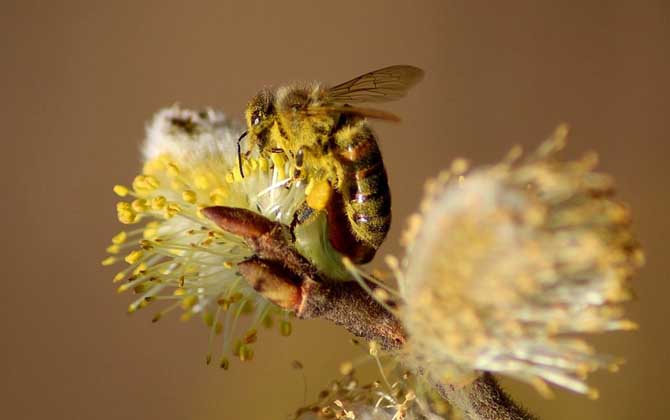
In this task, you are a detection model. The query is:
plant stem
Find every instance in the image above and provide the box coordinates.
[203,206,536,420]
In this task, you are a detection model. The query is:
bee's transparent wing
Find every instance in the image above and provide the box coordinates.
[326,65,424,104]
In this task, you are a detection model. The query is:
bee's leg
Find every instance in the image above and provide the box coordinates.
[289,202,316,242]
[305,178,332,211]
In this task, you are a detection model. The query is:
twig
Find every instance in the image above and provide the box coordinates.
[202,206,535,420]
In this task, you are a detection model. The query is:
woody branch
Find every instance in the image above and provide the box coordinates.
[202,206,535,420]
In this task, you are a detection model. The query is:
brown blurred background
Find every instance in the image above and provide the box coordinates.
[2,1,668,419]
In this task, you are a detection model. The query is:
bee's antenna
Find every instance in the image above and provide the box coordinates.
[237,131,248,178]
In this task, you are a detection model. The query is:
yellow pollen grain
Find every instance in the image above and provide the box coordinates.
[113,185,129,197]
[225,172,235,184]
[182,190,197,204]
[101,256,116,266]
[124,250,144,264]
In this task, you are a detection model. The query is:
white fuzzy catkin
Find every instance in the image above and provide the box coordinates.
[400,126,643,397]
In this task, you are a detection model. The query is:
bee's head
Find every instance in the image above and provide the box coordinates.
[244,89,276,143]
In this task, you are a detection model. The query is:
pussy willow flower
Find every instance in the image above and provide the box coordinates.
[102,105,322,367]
[293,368,447,420]
[399,126,644,397]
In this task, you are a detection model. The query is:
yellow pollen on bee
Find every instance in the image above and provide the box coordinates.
[113,185,129,197]
[306,179,332,211]
[124,250,144,264]
[225,172,235,184]
[182,190,197,204]
[223,261,234,269]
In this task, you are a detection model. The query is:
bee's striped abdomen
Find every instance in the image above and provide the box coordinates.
[333,120,391,253]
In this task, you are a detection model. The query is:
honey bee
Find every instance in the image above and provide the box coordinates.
[238,65,424,263]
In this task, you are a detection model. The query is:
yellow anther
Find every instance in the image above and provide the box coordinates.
[339,361,353,375]
[143,227,158,239]
[270,153,286,179]
[279,320,292,337]
[173,288,186,296]
[143,175,160,189]
[258,157,269,172]
[117,283,131,293]
[164,202,182,218]
[249,158,258,171]
[101,256,117,266]
[117,210,137,224]
[181,295,198,309]
[369,340,379,357]
[127,303,137,313]
[194,174,210,190]
[133,175,159,191]
[113,185,129,197]
[239,344,254,362]
[133,262,148,276]
[113,272,125,282]
[209,188,228,205]
[131,198,148,213]
[112,231,127,244]
[124,250,144,264]
[167,162,180,177]
[106,244,121,254]
[116,202,132,212]
[182,190,197,204]
[142,158,164,175]
[151,196,167,210]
